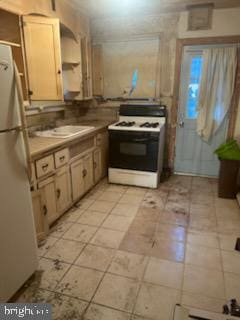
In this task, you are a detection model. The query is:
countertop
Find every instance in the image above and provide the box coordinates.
[29,120,114,158]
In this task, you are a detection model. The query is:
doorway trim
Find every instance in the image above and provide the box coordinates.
[169,35,240,171]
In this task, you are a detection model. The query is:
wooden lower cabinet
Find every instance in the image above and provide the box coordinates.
[31,129,108,235]
[55,166,72,214]
[38,176,58,225]
[83,153,94,192]
[70,152,94,202]
[71,158,85,202]
[99,131,109,178]
[93,148,102,183]
[31,190,49,241]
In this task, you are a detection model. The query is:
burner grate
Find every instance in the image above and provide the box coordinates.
[140,122,160,128]
[116,121,136,127]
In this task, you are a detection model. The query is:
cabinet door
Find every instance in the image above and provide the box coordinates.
[92,45,103,96]
[81,35,92,99]
[31,190,48,241]
[70,158,85,201]
[93,148,102,183]
[55,166,72,214]
[83,153,94,192]
[87,38,93,98]
[101,131,109,178]
[23,15,63,100]
[38,176,58,225]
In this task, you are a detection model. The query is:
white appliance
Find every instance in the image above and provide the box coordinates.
[108,104,166,188]
[0,44,38,302]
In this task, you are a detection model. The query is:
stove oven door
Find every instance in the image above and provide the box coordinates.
[109,130,159,172]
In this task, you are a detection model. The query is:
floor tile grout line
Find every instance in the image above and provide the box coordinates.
[83,235,123,315]
[130,255,151,317]
[180,176,193,305]
[84,301,133,318]
[216,193,228,303]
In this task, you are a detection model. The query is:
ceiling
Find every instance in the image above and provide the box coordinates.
[70,0,240,18]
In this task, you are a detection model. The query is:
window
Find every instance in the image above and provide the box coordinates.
[187,55,203,119]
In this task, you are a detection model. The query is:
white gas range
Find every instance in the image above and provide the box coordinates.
[108,104,166,188]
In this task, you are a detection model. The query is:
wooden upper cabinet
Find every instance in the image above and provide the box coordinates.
[22,15,63,101]
[92,45,103,96]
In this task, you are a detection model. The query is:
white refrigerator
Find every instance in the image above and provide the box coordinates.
[0,43,38,302]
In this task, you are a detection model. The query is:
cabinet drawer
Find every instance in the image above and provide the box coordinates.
[36,155,54,178]
[55,148,69,168]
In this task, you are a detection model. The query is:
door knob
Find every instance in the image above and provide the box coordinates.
[179,121,184,128]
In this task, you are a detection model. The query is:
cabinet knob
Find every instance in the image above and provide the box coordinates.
[42,164,49,171]
[56,188,61,199]
[93,162,97,169]
[43,205,48,216]
[28,90,33,96]
[82,169,87,178]
[58,70,61,75]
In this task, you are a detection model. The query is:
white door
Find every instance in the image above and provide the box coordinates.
[174,47,228,177]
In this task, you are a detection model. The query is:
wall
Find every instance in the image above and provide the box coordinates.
[91,7,240,141]
[178,8,240,39]
[91,12,180,111]
[0,0,90,36]
[102,38,160,98]
[90,7,240,169]
[91,13,180,168]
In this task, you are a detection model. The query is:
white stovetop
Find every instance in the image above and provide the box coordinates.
[108,116,166,132]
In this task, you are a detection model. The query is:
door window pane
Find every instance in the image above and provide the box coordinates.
[187,55,203,119]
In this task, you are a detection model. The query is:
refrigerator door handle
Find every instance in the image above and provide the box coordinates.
[0,60,9,70]
[13,62,32,182]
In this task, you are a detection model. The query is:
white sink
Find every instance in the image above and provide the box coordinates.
[35,125,95,139]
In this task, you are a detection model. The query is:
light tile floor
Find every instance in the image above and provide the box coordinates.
[15,175,240,320]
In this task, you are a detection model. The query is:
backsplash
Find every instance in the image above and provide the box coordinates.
[26,100,118,131]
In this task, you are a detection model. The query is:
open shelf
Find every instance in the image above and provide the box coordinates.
[61,23,83,100]
[62,61,80,65]
[0,40,21,47]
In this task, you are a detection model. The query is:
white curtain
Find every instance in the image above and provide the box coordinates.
[197,47,237,141]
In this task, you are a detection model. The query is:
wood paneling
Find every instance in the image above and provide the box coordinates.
[0,0,90,36]
[71,0,240,18]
